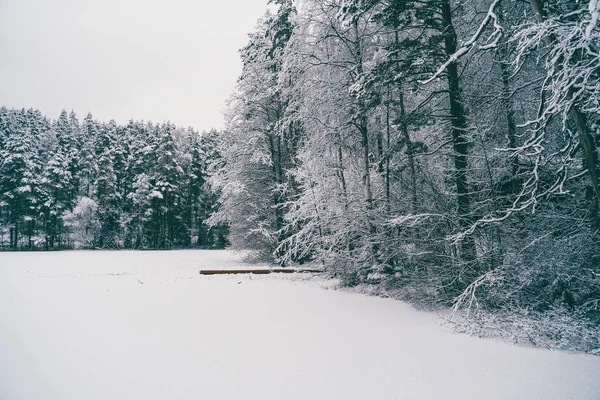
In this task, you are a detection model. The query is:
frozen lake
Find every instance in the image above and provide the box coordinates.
[0,250,599,400]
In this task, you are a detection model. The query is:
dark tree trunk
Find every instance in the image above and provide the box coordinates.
[354,21,373,210]
[398,81,418,212]
[441,0,477,262]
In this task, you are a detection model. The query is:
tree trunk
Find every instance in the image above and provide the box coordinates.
[398,80,418,212]
[353,21,373,210]
[441,0,477,262]
[337,144,349,206]
[495,5,519,181]
[268,133,284,234]
[385,85,391,210]
[572,108,600,229]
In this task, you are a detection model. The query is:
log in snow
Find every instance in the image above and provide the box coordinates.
[199,267,323,275]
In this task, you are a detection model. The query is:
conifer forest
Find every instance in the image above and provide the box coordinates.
[0,109,227,250]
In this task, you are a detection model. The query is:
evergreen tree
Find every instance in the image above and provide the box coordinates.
[0,111,41,249]
[94,121,121,248]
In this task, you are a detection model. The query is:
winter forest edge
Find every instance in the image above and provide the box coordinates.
[0,109,228,251]
[2,0,600,353]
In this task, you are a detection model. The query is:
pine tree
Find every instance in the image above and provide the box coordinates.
[94,121,121,248]
[0,111,42,249]
[38,110,78,248]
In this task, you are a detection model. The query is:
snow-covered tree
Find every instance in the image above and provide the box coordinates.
[215,0,600,351]
[211,3,300,261]
[0,110,42,249]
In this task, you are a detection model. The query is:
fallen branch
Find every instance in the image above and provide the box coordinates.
[199,267,324,275]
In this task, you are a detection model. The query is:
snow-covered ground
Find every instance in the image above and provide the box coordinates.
[0,250,599,400]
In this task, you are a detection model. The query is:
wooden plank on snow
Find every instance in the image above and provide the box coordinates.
[199,268,323,275]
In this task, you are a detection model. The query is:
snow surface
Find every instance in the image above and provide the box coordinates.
[0,250,599,400]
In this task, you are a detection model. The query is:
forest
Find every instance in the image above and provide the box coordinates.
[210,0,600,351]
[0,108,227,250]
[1,0,599,353]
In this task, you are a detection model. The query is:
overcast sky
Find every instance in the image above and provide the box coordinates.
[0,0,269,131]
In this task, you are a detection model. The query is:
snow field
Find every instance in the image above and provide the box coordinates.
[0,250,599,400]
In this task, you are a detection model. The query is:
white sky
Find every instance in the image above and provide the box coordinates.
[0,0,269,131]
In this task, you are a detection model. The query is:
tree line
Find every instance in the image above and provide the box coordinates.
[212,0,600,351]
[0,107,227,250]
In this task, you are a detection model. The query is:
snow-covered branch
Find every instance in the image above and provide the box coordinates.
[421,0,504,84]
